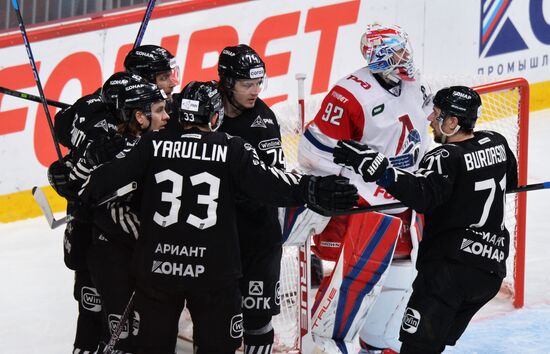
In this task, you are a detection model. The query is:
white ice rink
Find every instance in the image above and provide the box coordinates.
[2,109,550,354]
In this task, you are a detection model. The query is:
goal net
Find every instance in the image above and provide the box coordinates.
[269,77,529,352]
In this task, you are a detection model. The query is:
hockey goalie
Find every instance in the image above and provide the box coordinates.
[296,24,433,353]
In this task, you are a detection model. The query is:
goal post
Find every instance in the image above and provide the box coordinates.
[473,77,529,309]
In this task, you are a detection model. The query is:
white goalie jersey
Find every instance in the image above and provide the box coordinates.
[298,67,433,210]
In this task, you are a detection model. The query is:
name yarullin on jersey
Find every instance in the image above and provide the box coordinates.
[152,138,228,162]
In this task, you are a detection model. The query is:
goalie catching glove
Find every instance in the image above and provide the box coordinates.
[299,175,359,213]
[333,140,389,182]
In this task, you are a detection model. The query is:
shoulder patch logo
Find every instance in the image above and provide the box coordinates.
[251,115,267,128]
[93,119,109,132]
[372,104,385,116]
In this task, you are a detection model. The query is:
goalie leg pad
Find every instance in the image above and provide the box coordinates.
[312,215,349,261]
[359,259,416,352]
[279,206,331,246]
[311,212,402,343]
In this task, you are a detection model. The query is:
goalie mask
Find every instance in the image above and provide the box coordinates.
[218,44,267,90]
[175,81,224,131]
[119,80,167,123]
[433,86,482,131]
[360,24,415,82]
[124,45,180,86]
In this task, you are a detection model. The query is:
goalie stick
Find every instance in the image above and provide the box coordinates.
[316,181,550,216]
[0,86,70,109]
[32,182,138,229]
[11,0,63,162]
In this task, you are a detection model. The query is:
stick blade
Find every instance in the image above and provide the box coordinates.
[31,187,56,228]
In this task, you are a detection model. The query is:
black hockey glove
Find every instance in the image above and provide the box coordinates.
[85,134,126,167]
[299,175,358,213]
[333,140,389,182]
[47,159,77,199]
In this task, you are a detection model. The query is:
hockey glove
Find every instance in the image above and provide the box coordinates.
[300,175,358,213]
[333,140,389,182]
[48,159,77,199]
[85,134,126,167]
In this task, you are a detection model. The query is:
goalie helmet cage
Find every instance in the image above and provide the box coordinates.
[176,77,528,353]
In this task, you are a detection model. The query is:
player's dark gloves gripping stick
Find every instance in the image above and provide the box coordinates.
[333,140,389,182]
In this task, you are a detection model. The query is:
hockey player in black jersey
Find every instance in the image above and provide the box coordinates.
[85,75,170,353]
[50,72,169,352]
[49,79,126,353]
[216,44,288,353]
[80,81,358,354]
[332,86,518,354]
[124,44,180,130]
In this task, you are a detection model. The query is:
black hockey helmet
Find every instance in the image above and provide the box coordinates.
[433,86,482,130]
[119,80,166,122]
[101,72,145,110]
[174,81,224,131]
[124,45,178,83]
[218,44,266,85]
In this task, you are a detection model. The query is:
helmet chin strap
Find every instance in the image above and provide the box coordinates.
[226,90,247,116]
[438,119,461,143]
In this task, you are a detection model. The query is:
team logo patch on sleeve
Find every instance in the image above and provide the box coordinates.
[402,307,421,333]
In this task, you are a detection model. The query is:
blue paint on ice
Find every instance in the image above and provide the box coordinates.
[446,305,550,353]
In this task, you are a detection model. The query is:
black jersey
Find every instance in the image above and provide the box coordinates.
[91,134,142,247]
[80,127,306,290]
[54,93,118,152]
[385,131,518,277]
[164,99,181,131]
[219,98,286,249]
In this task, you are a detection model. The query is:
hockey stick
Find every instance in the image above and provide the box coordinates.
[133,0,157,48]
[11,0,63,162]
[32,182,138,229]
[318,181,550,217]
[0,86,70,109]
[31,186,72,229]
[103,291,136,354]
